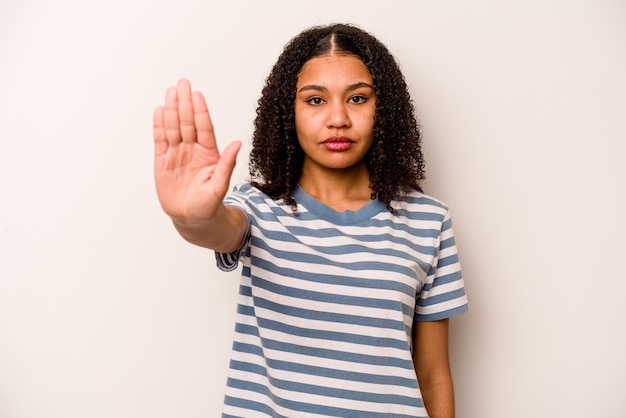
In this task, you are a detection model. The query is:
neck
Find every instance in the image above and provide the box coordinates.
[298,162,373,212]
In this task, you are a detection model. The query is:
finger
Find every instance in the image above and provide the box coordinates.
[192,91,218,151]
[163,85,181,145]
[210,141,242,198]
[153,106,168,156]
[177,79,196,143]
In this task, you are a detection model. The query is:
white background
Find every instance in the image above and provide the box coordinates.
[1,1,625,417]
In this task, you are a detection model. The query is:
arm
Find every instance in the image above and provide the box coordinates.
[413,319,455,418]
[153,79,246,252]
[170,204,248,253]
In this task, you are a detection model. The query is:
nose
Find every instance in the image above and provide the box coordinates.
[326,101,351,129]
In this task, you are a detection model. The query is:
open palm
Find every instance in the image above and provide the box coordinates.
[153,79,241,221]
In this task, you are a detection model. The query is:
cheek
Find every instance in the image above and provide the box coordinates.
[294,113,316,139]
[294,121,310,149]
[358,113,376,137]
[293,106,305,132]
[294,119,305,139]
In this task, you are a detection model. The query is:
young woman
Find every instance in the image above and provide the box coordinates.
[154,23,468,418]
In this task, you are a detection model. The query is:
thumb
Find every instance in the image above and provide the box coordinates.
[211,140,243,197]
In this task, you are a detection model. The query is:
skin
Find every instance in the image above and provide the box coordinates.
[294,54,375,212]
[154,56,455,417]
[414,319,455,417]
[153,79,246,253]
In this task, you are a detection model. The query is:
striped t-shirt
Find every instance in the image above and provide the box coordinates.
[216,183,468,417]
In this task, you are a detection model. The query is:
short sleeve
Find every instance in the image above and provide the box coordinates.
[215,219,251,271]
[214,185,252,272]
[414,210,469,321]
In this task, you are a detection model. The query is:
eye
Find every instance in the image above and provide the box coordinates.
[305,97,325,106]
[349,95,368,104]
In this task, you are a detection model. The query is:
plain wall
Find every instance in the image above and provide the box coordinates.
[1,0,625,417]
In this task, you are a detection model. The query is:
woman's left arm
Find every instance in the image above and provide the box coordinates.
[413,318,455,418]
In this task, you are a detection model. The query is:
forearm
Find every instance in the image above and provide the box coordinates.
[419,373,455,418]
[413,319,455,418]
[172,204,248,253]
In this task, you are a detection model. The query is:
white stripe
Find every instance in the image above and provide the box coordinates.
[220,184,467,416]
[226,370,425,416]
[251,244,424,288]
[230,334,414,379]
[249,262,416,308]
[228,363,419,399]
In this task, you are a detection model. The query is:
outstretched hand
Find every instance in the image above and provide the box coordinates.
[153,79,241,222]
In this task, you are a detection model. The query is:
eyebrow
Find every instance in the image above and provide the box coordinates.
[297,81,374,93]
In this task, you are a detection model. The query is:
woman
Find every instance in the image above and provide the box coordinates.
[154,23,468,418]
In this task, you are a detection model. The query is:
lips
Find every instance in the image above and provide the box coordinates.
[323,137,353,151]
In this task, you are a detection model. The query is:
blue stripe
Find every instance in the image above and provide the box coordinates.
[221,183,466,417]
[229,357,418,388]
[255,226,438,260]
[250,275,412,312]
[238,284,252,297]
[437,253,460,269]
[226,378,423,417]
[252,296,407,331]
[417,288,467,308]
[426,253,460,277]
[256,317,408,349]
[252,338,414,369]
[440,235,457,250]
[402,194,448,210]
[252,236,422,279]
[249,255,416,297]
[236,303,255,317]
[442,217,454,231]
[223,394,287,417]
[415,303,469,321]
[421,270,463,292]
[234,323,260,339]
[232,341,263,357]
[257,237,436,274]
[232,338,414,372]
[283,222,440,239]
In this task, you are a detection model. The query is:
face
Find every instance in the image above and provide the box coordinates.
[294,54,376,175]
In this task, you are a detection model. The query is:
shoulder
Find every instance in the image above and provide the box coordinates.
[224,183,290,214]
[393,189,451,218]
[225,183,267,201]
[223,183,260,209]
[228,182,256,195]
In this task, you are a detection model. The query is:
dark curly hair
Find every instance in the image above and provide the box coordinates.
[249,23,425,212]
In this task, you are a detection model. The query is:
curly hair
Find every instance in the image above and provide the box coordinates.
[249,23,425,212]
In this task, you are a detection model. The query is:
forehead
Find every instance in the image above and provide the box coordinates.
[297,54,373,85]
